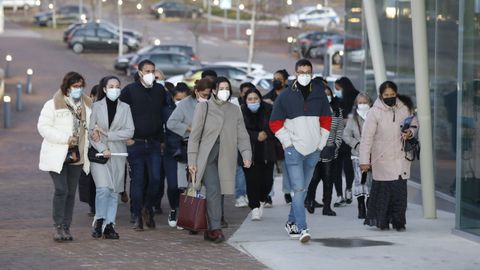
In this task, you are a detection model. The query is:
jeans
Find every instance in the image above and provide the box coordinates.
[282,161,291,193]
[49,164,82,226]
[284,147,319,231]
[95,187,118,226]
[127,140,162,216]
[235,164,247,198]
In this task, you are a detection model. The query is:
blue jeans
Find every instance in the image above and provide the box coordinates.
[235,164,247,198]
[95,187,118,227]
[284,146,320,231]
[127,140,162,216]
[282,161,291,193]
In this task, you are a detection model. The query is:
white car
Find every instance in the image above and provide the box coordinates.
[212,61,269,76]
[281,6,340,29]
[1,0,40,9]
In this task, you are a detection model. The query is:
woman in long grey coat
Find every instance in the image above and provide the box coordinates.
[89,76,134,239]
[188,77,252,243]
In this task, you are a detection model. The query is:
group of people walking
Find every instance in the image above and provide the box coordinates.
[37,58,419,244]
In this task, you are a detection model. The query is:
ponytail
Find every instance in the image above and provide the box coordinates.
[397,94,414,113]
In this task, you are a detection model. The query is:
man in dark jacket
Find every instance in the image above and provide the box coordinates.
[120,59,166,231]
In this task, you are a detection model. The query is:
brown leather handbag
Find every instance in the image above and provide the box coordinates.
[177,173,208,231]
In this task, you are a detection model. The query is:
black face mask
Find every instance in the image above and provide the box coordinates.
[272,79,283,90]
[383,97,397,107]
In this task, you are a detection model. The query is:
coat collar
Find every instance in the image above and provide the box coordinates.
[53,89,92,110]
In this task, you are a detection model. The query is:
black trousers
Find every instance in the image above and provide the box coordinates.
[332,142,354,195]
[307,161,334,207]
[244,161,275,209]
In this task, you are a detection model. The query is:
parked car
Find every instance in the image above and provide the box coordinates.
[115,44,199,72]
[247,73,274,95]
[63,21,143,43]
[67,25,140,54]
[127,52,201,77]
[150,1,203,19]
[2,0,40,10]
[34,5,89,27]
[167,65,250,94]
[212,61,270,76]
[281,6,340,29]
[293,31,338,58]
[309,34,344,64]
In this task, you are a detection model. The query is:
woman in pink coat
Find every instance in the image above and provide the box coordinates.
[359,81,418,231]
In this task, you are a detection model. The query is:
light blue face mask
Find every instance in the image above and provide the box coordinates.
[70,87,83,99]
[334,89,343,99]
[247,102,261,113]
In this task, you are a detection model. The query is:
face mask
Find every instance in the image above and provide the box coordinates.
[141,72,155,87]
[216,90,230,102]
[197,96,208,103]
[357,104,370,119]
[334,89,343,99]
[383,97,397,107]
[297,74,312,86]
[327,96,332,103]
[273,79,283,90]
[247,102,261,113]
[156,80,165,86]
[70,87,83,100]
[106,88,121,101]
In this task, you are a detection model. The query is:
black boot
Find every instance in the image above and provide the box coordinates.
[304,197,315,214]
[103,223,120,239]
[357,196,366,219]
[313,200,323,208]
[92,218,104,238]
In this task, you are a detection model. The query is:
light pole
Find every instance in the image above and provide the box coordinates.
[247,0,257,75]
[5,54,12,78]
[26,68,33,94]
[79,0,83,22]
[207,0,212,32]
[0,0,5,34]
[236,2,244,40]
[118,0,124,57]
[49,2,57,29]
[3,95,11,128]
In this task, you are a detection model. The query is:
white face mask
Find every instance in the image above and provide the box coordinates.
[142,73,155,87]
[156,80,165,86]
[106,88,121,101]
[216,90,230,102]
[357,104,370,119]
[297,74,312,86]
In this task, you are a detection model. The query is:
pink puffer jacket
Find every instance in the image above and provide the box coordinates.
[359,98,418,181]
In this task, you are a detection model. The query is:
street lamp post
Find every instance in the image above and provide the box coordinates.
[236,2,244,40]
[207,0,212,32]
[16,82,22,111]
[50,2,57,29]
[3,95,11,128]
[26,68,33,94]
[118,0,124,57]
[247,0,257,75]
[79,0,83,22]
[5,54,12,78]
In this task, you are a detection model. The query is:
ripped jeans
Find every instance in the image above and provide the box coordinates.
[284,146,320,231]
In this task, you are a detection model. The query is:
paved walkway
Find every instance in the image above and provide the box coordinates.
[229,177,480,270]
[0,25,265,270]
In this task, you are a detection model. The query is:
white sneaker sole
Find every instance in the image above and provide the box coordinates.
[300,234,311,243]
[168,221,177,228]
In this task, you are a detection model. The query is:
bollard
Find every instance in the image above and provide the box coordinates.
[26,68,33,94]
[16,82,23,111]
[5,55,12,78]
[3,95,12,128]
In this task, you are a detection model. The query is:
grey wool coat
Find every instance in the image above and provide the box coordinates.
[188,99,252,194]
[89,98,134,193]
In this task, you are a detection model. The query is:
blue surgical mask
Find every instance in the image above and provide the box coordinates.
[247,102,261,113]
[70,87,83,99]
[334,89,343,99]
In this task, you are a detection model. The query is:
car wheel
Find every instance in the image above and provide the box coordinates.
[72,43,84,54]
[122,44,129,54]
[332,52,342,65]
[328,21,337,30]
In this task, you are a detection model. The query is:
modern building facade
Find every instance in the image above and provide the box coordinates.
[343,0,480,238]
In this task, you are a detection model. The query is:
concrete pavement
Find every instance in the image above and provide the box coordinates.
[229,176,480,270]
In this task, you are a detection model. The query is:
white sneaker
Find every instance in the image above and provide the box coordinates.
[285,222,301,239]
[299,229,311,243]
[235,196,248,208]
[168,210,177,228]
[251,208,261,221]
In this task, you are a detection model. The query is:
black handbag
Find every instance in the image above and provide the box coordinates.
[65,145,80,164]
[173,138,189,163]
[88,146,109,164]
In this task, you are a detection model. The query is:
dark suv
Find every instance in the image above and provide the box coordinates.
[67,25,140,54]
[34,5,89,27]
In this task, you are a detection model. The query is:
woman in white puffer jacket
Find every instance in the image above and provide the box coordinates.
[38,72,92,242]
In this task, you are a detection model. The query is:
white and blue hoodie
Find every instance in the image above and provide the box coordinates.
[269,79,332,156]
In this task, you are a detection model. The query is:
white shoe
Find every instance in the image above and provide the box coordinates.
[259,203,264,218]
[299,229,311,243]
[168,210,177,228]
[251,208,261,221]
[235,196,248,208]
